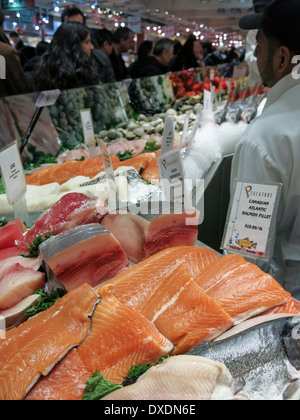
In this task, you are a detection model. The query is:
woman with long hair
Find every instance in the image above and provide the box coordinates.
[170,36,202,72]
[34,22,99,91]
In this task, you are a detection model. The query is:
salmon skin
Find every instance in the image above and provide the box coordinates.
[0,284,100,400]
[189,316,300,400]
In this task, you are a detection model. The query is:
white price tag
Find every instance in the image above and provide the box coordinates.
[0,141,27,204]
[157,149,187,204]
[80,109,96,148]
[203,89,213,117]
[99,141,116,209]
[160,117,175,156]
[222,181,282,261]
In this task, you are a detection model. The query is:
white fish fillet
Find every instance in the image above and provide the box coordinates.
[102,355,238,401]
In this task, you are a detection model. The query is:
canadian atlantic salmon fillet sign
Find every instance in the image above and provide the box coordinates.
[222,180,282,261]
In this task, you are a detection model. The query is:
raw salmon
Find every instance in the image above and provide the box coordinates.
[113,153,156,174]
[26,348,91,401]
[26,156,120,186]
[26,285,173,399]
[0,284,100,400]
[21,193,107,249]
[195,254,292,324]
[137,262,234,354]
[100,246,220,310]
[78,285,174,383]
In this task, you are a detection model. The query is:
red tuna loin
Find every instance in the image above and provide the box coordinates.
[21,193,107,249]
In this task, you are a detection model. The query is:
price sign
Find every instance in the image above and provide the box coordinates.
[160,117,175,156]
[0,141,29,223]
[203,89,213,118]
[80,109,98,158]
[157,149,187,205]
[99,141,116,210]
[222,180,282,261]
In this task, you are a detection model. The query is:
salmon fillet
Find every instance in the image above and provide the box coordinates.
[78,285,174,383]
[26,156,120,186]
[25,349,91,401]
[26,285,173,399]
[139,262,234,354]
[0,284,100,400]
[100,246,220,310]
[195,254,293,324]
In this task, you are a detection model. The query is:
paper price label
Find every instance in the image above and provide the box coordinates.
[160,117,175,156]
[157,149,187,204]
[222,181,282,261]
[0,141,27,205]
[203,89,213,116]
[99,141,116,211]
[80,109,95,147]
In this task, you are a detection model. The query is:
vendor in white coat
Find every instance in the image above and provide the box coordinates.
[231,0,300,299]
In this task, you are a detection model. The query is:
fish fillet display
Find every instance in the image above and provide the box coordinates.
[100,209,199,263]
[102,355,239,401]
[100,246,220,310]
[0,263,44,310]
[21,193,107,250]
[195,254,292,324]
[41,225,129,291]
[26,285,173,400]
[189,317,300,400]
[135,262,234,354]
[26,156,120,186]
[25,348,92,401]
[0,219,27,250]
[0,284,100,400]
[77,285,174,383]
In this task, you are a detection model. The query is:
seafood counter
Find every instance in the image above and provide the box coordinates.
[0,192,300,401]
[1,70,295,401]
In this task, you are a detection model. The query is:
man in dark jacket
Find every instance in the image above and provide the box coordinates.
[109,27,135,81]
[131,38,174,79]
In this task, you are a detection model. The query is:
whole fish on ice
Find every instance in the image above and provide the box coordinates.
[189,316,300,400]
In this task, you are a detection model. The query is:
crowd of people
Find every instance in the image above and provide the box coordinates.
[0,5,244,96]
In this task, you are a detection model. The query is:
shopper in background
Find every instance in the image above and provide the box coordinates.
[0,8,10,44]
[34,22,98,91]
[0,8,30,96]
[91,28,116,84]
[201,40,224,66]
[170,36,202,72]
[231,0,300,299]
[129,40,153,78]
[131,38,174,79]
[61,6,86,24]
[240,0,272,87]
[24,41,49,90]
[9,31,24,51]
[109,27,135,81]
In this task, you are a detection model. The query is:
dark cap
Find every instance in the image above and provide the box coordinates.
[239,0,300,51]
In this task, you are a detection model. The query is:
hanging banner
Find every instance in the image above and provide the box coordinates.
[1,0,34,10]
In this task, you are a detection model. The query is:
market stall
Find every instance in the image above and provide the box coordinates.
[0,67,299,402]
